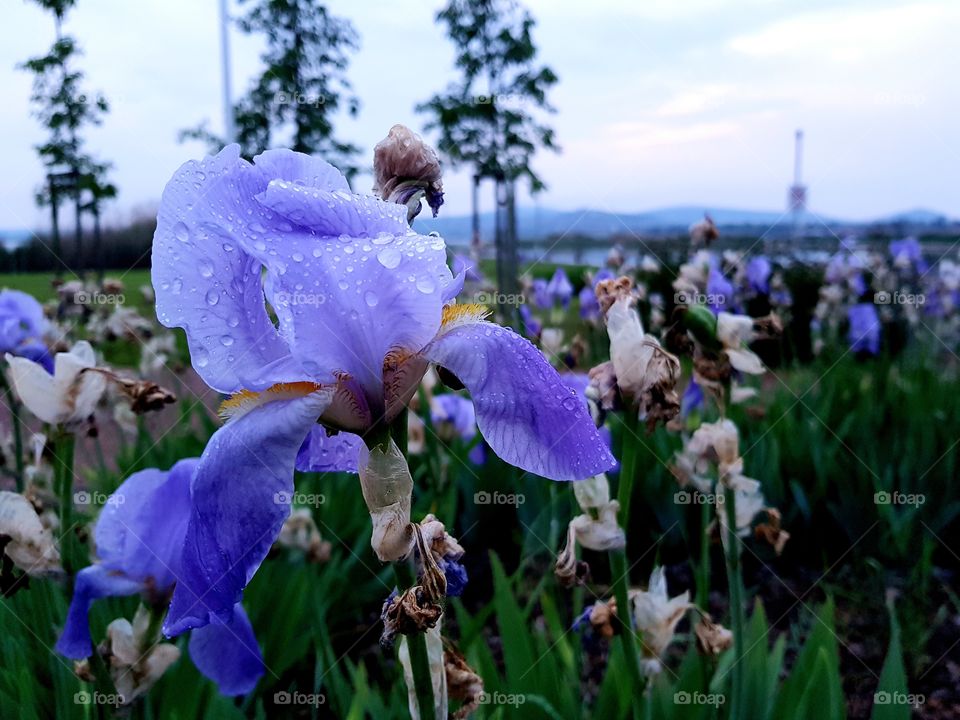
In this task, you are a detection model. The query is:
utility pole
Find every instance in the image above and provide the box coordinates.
[787,129,808,240]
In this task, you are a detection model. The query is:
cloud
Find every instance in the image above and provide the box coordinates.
[729,2,956,62]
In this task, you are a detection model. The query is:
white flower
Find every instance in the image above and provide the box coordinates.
[0,491,61,576]
[102,605,180,704]
[5,341,107,426]
[716,312,765,375]
[631,567,691,664]
[718,475,766,545]
[569,473,625,551]
[603,292,680,425]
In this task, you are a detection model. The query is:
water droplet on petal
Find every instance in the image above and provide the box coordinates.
[416,277,436,294]
[364,291,379,307]
[377,247,402,269]
[173,222,190,243]
[205,289,220,306]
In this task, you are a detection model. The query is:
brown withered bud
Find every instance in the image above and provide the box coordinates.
[380,586,444,650]
[86,368,177,415]
[693,351,733,386]
[638,342,681,432]
[413,523,448,604]
[594,276,634,315]
[694,613,734,656]
[586,361,620,413]
[754,508,790,555]
[73,659,96,683]
[690,215,719,248]
[752,313,784,340]
[444,643,485,720]
[589,598,619,639]
[373,124,444,222]
[554,524,590,588]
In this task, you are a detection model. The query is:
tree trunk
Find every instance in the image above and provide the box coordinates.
[48,175,62,279]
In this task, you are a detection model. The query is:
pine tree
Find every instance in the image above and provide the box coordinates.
[418,0,558,297]
[20,0,115,275]
[183,0,361,179]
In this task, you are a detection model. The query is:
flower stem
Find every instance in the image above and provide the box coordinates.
[722,484,745,720]
[53,429,78,577]
[0,372,25,491]
[610,409,644,715]
[393,562,436,720]
[696,499,711,608]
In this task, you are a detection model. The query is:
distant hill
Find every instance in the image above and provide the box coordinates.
[416,205,955,244]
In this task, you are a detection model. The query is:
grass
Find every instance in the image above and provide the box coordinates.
[0,269,155,313]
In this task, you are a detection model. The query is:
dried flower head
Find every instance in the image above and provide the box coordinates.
[373,124,444,222]
[694,613,734,656]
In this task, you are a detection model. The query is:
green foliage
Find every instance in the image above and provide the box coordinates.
[419,0,558,190]
[182,0,361,176]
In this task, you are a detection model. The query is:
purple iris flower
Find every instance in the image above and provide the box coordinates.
[745,256,772,294]
[519,304,542,337]
[889,237,928,273]
[430,393,476,440]
[847,303,881,355]
[452,254,483,282]
[594,269,615,284]
[532,278,551,309]
[0,289,53,373]
[151,146,613,637]
[430,393,486,464]
[558,372,618,472]
[707,268,734,313]
[681,379,704,418]
[55,459,264,696]
[579,284,600,320]
[547,268,574,308]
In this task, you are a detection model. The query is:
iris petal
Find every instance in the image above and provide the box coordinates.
[422,321,616,480]
[253,231,454,401]
[55,565,144,659]
[152,145,301,393]
[295,426,363,473]
[164,390,332,636]
[96,460,197,587]
[188,603,264,696]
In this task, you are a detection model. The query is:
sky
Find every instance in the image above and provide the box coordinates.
[0,0,957,232]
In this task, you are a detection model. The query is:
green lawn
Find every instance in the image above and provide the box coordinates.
[0,269,155,313]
